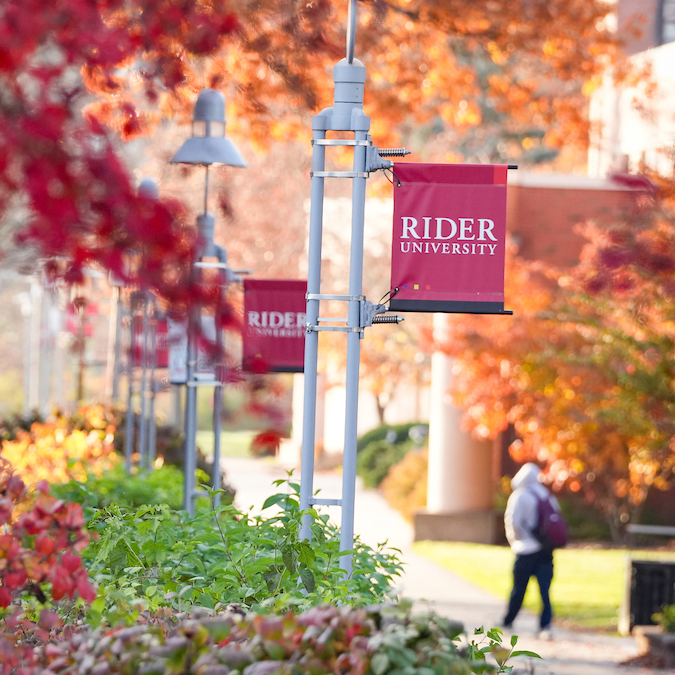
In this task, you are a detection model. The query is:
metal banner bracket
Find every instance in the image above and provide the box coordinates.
[360,300,404,328]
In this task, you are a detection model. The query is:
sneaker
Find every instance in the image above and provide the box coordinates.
[537,628,553,641]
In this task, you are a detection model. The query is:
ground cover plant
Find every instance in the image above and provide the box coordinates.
[2,600,534,675]
[415,541,675,631]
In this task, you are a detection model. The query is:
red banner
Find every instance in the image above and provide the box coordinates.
[242,279,307,373]
[132,317,169,368]
[389,163,509,314]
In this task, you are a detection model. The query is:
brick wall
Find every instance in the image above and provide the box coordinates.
[506,183,638,268]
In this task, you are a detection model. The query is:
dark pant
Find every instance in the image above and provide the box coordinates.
[503,549,554,630]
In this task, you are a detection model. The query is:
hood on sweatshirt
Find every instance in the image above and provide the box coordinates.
[510,462,542,491]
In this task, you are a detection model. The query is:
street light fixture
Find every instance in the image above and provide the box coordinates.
[170,88,247,515]
[170,89,247,168]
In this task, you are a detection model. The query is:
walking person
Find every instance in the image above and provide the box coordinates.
[502,462,564,639]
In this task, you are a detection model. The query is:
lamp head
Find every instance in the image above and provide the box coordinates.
[170,89,247,167]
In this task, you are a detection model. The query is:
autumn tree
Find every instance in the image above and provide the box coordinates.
[0,0,621,290]
[433,180,675,541]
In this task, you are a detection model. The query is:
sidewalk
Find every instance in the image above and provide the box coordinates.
[221,456,667,675]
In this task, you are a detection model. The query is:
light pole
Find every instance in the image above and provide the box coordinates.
[299,0,406,575]
[137,178,159,470]
[170,88,246,516]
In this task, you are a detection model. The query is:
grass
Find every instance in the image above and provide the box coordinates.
[414,541,675,631]
[195,430,257,459]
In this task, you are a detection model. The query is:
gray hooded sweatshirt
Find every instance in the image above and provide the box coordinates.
[504,462,560,555]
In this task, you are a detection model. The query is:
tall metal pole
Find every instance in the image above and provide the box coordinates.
[20,293,32,417]
[299,0,371,575]
[299,123,327,537]
[137,293,150,467]
[183,166,210,515]
[38,284,53,415]
[111,285,124,401]
[340,129,368,574]
[211,251,228,508]
[170,90,248,514]
[124,305,135,473]
[147,303,158,468]
[212,380,223,509]
[28,280,42,412]
[183,275,199,514]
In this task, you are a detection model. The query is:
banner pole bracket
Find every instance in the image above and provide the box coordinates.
[306,293,365,302]
[360,300,404,328]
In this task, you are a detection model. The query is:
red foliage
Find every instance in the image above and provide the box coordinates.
[0,0,249,308]
[250,430,282,457]
[0,459,95,609]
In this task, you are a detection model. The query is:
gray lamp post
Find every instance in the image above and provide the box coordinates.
[137,178,159,471]
[170,88,246,515]
[298,0,406,576]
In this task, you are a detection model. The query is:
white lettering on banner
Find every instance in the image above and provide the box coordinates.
[248,311,306,330]
[250,328,304,338]
[400,216,498,242]
[399,241,498,255]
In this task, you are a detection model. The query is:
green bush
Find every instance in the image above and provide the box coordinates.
[357,439,415,489]
[654,604,675,632]
[50,463,224,512]
[82,479,403,618]
[356,422,427,453]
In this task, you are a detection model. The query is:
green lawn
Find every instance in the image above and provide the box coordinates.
[414,541,675,631]
[195,430,257,459]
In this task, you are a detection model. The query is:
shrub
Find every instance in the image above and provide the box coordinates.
[113,420,235,494]
[654,604,675,632]
[0,602,532,675]
[0,406,119,486]
[381,447,428,520]
[357,422,427,454]
[0,458,95,610]
[81,480,403,617]
[357,439,413,489]
[50,464,230,512]
[250,429,282,457]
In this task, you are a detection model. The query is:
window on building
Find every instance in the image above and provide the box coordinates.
[661,0,675,44]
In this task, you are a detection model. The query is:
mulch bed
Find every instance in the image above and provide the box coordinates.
[620,652,667,669]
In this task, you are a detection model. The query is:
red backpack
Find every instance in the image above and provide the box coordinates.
[532,492,569,550]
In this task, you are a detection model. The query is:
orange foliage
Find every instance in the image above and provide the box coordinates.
[434,186,675,539]
[0,406,120,487]
[381,447,428,522]
[0,0,625,298]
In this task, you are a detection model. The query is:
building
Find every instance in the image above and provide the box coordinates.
[590,1,675,177]
[415,171,647,543]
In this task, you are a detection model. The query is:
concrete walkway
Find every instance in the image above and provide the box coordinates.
[221,456,667,675]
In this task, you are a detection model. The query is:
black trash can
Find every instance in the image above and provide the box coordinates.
[630,560,675,630]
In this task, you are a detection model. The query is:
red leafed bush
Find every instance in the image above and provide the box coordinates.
[249,430,282,457]
[0,458,95,609]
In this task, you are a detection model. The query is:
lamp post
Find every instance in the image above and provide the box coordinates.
[299,0,406,576]
[137,178,159,470]
[170,88,246,516]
